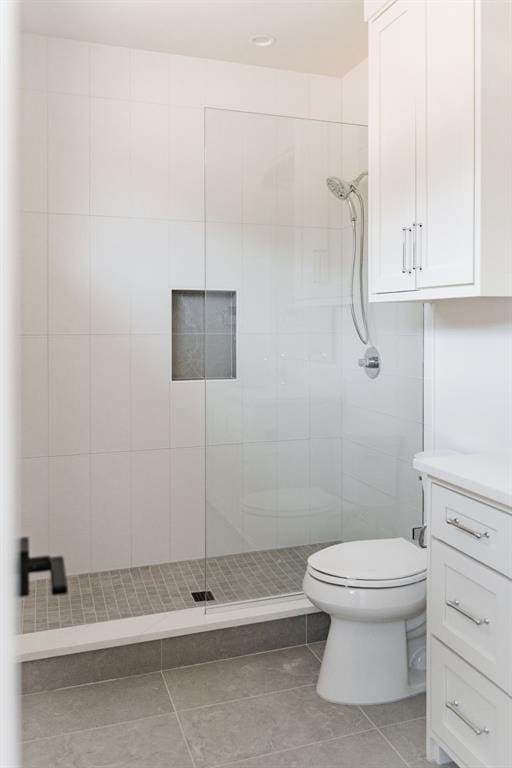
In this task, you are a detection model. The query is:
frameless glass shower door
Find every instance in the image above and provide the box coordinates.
[204,108,423,608]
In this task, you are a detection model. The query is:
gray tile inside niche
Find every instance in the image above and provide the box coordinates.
[172,332,204,380]
[205,290,236,333]
[205,332,236,379]
[172,290,204,333]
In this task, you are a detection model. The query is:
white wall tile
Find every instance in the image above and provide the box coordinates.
[204,109,242,223]
[206,380,242,445]
[21,336,48,458]
[49,335,90,455]
[169,55,205,107]
[130,101,169,218]
[130,48,168,104]
[131,335,170,449]
[49,455,90,574]
[131,450,170,565]
[241,441,278,551]
[341,58,368,125]
[239,65,277,114]
[241,224,277,333]
[309,74,342,122]
[48,93,90,214]
[91,99,131,217]
[170,380,205,448]
[309,333,342,438]
[240,334,278,443]
[90,217,131,333]
[90,335,130,452]
[205,58,241,109]
[205,222,241,290]
[206,444,244,557]
[276,69,309,119]
[21,212,47,334]
[170,446,205,560]
[22,34,47,91]
[47,37,90,95]
[277,334,309,441]
[130,219,169,332]
[170,221,205,288]
[91,452,131,570]
[21,458,49,556]
[169,106,204,221]
[91,44,129,99]
[20,91,47,212]
[242,115,278,225]
[48,214,90,333]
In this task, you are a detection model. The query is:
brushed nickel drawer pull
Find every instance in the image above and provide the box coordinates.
[446,517,490,540]
[446,599,490,626]
[446,700,490,736]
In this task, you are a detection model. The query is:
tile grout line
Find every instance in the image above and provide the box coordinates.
[160,670,198,768]
[169,682,319,715]
[305,641,324,662]
[360,708,412,768]
[208,726,379,768]
[21,710,175,745]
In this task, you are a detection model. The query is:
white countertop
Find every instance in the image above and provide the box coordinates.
[413,451,512,510]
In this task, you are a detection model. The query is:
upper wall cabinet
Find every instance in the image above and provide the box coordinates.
[367,0,512,302]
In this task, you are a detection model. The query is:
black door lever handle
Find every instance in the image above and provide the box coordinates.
[19,537,68,597]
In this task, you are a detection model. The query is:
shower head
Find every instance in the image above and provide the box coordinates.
[326,176,352,200]
[326,171,368,200]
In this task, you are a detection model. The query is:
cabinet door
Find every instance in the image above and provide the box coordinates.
[415,0,475,288]
[369,0,423,294]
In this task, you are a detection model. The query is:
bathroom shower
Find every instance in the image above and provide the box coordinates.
[326,172,370,346]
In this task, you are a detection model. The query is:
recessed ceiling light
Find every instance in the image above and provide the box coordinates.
[250,34,276,48]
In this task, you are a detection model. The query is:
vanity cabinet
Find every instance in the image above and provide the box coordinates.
[366,0,512,302]
[414,453,512,768]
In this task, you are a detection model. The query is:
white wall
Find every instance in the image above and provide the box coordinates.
[426,299,512,454]
[19,33,346,574]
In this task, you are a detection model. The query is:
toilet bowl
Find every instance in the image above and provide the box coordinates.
[303,537,427,706]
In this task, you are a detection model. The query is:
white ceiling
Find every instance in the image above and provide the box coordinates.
[22,0,368,78]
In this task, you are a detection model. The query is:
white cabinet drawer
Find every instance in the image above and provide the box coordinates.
[430,540,512,694]
[431,483,512,576]
[431,638,512,768]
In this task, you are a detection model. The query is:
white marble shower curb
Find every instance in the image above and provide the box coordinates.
[18,595,317,662]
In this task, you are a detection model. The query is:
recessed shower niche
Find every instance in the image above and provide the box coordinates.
[171,289,237,381]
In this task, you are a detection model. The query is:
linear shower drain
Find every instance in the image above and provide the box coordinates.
[191,590,215,603]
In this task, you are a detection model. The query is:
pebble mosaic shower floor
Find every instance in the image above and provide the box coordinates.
[18,543,328,634]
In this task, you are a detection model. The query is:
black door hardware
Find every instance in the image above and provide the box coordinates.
[19,537,67,597]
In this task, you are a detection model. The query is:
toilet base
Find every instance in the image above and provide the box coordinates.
[316,616,423,705]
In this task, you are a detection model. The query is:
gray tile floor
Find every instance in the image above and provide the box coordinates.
[19,543,325,634]
[21,644,458,768]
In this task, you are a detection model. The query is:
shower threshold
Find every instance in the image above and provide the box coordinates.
[18,543,330,662]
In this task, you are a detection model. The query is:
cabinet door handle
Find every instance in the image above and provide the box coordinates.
[402,227,408,274]
[412,223,417,270]
[446,701,489,736]
[417,223,423,270]
[446,516,490,540]
[446,599,490,626]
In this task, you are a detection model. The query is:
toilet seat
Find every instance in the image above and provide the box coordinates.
[307,537,427,589]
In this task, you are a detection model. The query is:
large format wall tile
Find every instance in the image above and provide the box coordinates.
[49,335,90,455]
[20,212,47,335]
[48,93,90,214]
[48,455,91,574]
[48,214,90,333]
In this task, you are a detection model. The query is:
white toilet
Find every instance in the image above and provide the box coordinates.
[303,537,427,706]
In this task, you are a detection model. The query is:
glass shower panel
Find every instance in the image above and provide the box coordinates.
[204,108,423,608]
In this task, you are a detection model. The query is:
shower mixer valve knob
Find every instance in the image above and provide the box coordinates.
[357,346,381,379]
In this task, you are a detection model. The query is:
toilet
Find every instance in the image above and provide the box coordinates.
[303,537,427,706]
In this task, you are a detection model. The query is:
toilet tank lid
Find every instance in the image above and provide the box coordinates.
[308,538,427,582]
